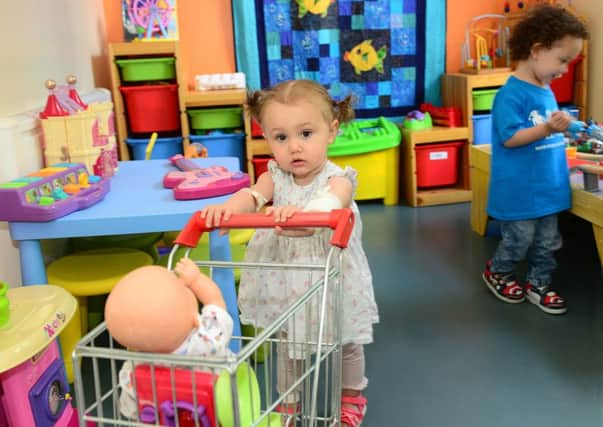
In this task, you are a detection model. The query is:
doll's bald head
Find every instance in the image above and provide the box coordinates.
[105,265,199,353]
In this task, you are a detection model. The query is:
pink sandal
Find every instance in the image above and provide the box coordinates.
[341,394,367,427]
[276,402,299,427]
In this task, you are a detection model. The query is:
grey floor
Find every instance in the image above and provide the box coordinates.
[359,202,603,427]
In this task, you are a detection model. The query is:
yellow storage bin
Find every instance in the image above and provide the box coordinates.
[328,117,401,205]
[330,146,399,205]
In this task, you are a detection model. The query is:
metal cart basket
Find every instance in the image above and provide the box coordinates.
[72,209,354,427]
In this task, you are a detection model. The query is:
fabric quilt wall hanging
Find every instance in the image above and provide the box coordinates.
[254,0,426,118]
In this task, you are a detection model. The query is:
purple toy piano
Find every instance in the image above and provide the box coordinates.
[163,155,250,200]
[0,163,110,222]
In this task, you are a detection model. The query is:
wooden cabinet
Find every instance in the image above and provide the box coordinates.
[440,71,512,144]
[183,88,248,168]
[401,126,472,207]
[441,43,589,142]
[244,117,271,182]
[108,41,187,161]
[109,42,249,167]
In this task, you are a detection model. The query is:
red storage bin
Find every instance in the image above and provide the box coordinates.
[120,84,180,133]
[415,141,463,188]
[550,55,582,104]
[252,155,272,178]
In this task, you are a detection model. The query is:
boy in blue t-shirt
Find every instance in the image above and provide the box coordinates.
[483,5,588,315]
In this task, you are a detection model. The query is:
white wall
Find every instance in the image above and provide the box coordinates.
[572,1,603,119]
[0,0,108,287]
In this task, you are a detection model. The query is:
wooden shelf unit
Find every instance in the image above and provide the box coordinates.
[108,41,187,161]
[402,126,472,207]
[440,71,512,144]
[183,88,247,167]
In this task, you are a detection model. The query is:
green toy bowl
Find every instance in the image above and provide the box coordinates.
[215,362,261,427]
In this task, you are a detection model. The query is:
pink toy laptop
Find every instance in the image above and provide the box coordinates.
[163,155,250,200]
[134,364,216,426]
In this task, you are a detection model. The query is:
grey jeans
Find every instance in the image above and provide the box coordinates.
[491,214,562,288]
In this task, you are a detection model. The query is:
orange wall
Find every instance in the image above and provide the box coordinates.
[446,0,539,72]
[103,1,541,88]
[102,0,235,90]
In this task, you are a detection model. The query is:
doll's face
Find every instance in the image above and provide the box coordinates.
[105,265,199,353]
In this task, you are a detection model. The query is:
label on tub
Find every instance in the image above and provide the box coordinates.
[430,151,448,160]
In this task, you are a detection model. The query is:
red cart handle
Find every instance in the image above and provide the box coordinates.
[175,208,355,249]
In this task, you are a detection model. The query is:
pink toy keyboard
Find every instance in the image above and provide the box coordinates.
[0,163,110,222]
[163,155,250,200]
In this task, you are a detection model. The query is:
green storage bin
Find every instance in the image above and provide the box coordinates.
[116,57,176,82]
[188,107,243,131]
[472,88,498,111]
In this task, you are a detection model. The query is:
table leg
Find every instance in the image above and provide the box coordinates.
[592,224,603,268]
[19,239,47,285]
[470,167,489,236]
[209,230,242,353]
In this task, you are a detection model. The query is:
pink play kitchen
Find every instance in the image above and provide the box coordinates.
[0,283,78,427]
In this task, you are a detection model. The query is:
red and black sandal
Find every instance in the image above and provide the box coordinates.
[482,260,525,304]
[524,282,567,315]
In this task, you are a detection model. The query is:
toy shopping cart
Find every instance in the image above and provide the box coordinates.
[72,209,354,427]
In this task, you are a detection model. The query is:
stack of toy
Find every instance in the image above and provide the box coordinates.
[40,75,118,178]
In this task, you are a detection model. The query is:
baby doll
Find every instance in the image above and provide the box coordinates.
[104,257,233,418]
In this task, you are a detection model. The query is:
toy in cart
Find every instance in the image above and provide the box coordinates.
[72,210,353,427]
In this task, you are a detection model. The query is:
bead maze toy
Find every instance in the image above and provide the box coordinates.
[461,14,511,74]
[163,155,250,200]
[0,284,78,427]
[0,163,110,222]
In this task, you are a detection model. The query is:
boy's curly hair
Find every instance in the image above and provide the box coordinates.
[509,4,588,61]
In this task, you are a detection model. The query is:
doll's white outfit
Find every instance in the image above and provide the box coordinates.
[238,160,379,358]
[118,304,233,419]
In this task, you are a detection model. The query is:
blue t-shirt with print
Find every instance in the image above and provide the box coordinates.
[487,76,570,221]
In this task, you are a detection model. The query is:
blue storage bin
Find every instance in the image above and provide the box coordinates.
[472,114,492,145]
[127,136,183,160]
[189,131,245,169]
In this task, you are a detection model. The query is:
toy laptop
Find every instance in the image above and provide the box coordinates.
[163,155,250,200]
[0,163,110,222]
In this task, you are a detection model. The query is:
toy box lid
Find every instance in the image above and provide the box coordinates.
[328,117,401,157]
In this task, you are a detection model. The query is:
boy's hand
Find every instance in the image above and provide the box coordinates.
[174,257,200,286]
[266,205,314,237]
[547,111,572,133]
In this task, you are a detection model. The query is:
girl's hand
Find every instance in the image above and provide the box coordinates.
[174,257,199,286]
[265,205,300,222]
[200,205,234,234]
[266,205,315,237]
